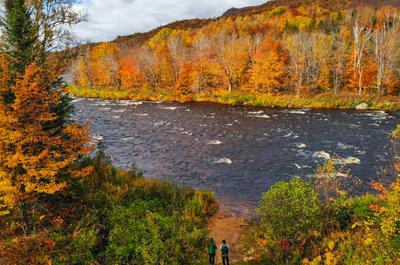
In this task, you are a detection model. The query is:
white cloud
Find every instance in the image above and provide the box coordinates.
[72,0,267,42]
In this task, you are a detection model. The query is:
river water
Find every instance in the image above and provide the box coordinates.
[73,98,399,216]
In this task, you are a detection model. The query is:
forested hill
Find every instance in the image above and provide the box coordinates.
[105,0,400,47]
[112,18,214,48]
[222,0,400,17]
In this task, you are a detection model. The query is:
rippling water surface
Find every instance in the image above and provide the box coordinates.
[73,98,399,216]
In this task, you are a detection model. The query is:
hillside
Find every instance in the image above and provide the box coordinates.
[222,0,400,17]
[101,0,400,47]
[69,0,400,110]
[112,18,215,47]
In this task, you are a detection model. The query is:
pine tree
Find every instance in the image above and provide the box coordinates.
[0,0,37,104]
[1,0,75,128]
[2,0,36,75]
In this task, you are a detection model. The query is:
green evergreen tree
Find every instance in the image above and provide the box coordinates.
[0,0,37,104]
[1,0,37,77]
[0,0,74,128]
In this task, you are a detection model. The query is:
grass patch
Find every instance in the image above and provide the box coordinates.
[68,86,400,111]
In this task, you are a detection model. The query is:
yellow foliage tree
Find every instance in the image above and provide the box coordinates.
[249,39,288,94]
[119,56,144,90]
[175,62,195,96]
[0,64,91,233]
[380,181,400,238]
[90,42,120,87]
[214,33,251,92]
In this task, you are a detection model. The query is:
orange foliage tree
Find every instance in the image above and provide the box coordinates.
[175,61,196,96]
[119,54,144,90]
[192,37,222,91]
[214,32,251,92]
[0,64,91,234]
[90,42,120,87]
[249,39,288,94]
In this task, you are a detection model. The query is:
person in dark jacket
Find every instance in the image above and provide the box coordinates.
[220,240,230,265]
[208,238,217,265]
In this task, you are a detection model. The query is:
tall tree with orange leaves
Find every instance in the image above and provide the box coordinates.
[90,42,120,87]
[350,11,373,95]
[214,32,251,92]
[119,52,144,90]
[0,0,90,234]
[175,61,196,96]
[0,64,91,234]
[249,39,288,94]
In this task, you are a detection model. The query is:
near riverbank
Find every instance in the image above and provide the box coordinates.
[68,86,400,111]
[208,210,248,263]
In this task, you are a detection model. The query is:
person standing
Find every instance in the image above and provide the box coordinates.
[220,240,230,265]
[208,238,217,265]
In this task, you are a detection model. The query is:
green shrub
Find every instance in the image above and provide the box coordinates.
[257,178,321,240]
[105,200,209,265]
[67,212,102,265]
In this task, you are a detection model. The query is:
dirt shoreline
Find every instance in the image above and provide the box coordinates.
[208,210,249,263]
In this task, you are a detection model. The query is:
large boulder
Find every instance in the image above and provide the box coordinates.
[355,103,369,110]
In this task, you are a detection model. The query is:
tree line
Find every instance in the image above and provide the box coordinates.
[69,5,400,97]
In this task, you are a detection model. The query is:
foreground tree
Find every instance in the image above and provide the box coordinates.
[0,0,37,105]
[0,0,90,234]
[257,178,321,241]
[29,0,87,54]
[2,0,36,76]
[0,64,90,233]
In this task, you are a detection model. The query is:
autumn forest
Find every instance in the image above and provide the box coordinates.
[69,1,400,109]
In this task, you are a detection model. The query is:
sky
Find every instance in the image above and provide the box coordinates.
[72,0,267,42]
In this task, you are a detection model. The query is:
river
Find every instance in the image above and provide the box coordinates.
[73,98,399,216]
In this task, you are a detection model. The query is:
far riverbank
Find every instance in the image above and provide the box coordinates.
[68,86,400,111]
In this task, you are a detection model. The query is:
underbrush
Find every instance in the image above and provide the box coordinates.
[239,171,400,264]
[0,151,218,265]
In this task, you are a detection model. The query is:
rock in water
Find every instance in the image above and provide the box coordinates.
[356,103,369,110]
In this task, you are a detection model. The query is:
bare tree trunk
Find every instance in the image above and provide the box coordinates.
[358,67,363,95]
[352,21,372,95]
[374,15,399,96]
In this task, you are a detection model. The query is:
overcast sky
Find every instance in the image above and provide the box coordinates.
[72,0,267,42]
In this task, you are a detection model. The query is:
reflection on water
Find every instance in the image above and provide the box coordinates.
[73,98,399,216]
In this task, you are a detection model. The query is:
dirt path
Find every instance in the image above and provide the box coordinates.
[208,210,248,263]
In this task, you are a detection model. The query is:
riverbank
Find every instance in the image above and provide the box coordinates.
[68,86,400,111]
[208,211,248,263]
